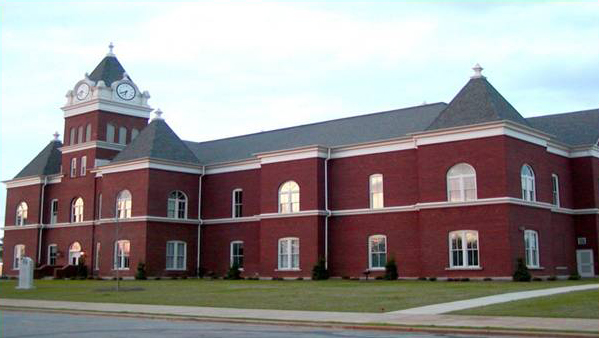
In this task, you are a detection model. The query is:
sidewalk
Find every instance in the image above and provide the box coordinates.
[1,298,598,334]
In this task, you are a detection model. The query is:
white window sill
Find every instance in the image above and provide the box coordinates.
[275,268,301,271]
[166,268,186,271]
[527,266,544,270]
[112,268,130,271]
[368,267,385,271]
[445,266,483,270]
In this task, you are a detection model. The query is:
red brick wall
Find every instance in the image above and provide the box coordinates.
[41,225,94,267]
[201,169,261,219]
[64,110,148,145]
[101,169,149,219]
[5,185,42,226]
[201,222,260,277]
[93,221,147,278]
[2,229,39,272]
[145,222,199,276]
[574,214,599,274]
[147,170,200,219]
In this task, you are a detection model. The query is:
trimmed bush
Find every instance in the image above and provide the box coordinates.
[76,256,88,279]
[312,257,329,280]
[568,273,581,280]
[532,277,543,281]
[226,263,242,280]
[375,276,384,280]
[483,277,493,281]
[135,262,147,280]
[428,277,437,281]
[384,259,398,280]
[460,278,470,282]
[512,258,531,282]
[418,276,427,281]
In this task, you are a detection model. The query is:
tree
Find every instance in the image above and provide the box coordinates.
[513,258,531,282]
[384,258,398,280]
[312,257,329,280]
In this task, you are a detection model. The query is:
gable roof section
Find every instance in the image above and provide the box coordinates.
[426,77,530,131]
[88,55,128,86]
[14,140,62,179]
[527,109,599,146]
[184,102,447,165]
[111,118,200,165]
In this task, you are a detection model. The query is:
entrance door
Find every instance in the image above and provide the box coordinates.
[69,242,82,265]
[576,249,595,277]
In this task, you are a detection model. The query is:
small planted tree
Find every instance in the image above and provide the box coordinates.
[312,257,329,280]
[76,256,88,279]
[384,258,398,280]
[512,258,531,282]
[226,263,242,280]
[135,262,147,280]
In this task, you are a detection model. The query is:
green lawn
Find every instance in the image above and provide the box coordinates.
[0,279,596,313]
[453,289,599,319]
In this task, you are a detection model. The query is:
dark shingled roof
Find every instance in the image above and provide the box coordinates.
[527,109,599,146]
[14,140,62,179]
[183,103,448,165]
[427,77,530,131]
[112,118,200,165]
[88,55,128,86]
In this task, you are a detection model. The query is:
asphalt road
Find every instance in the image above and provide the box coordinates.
[0,310,509,338]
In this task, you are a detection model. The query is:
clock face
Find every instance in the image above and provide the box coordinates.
[76,83,90,100]
[117,83,135,101]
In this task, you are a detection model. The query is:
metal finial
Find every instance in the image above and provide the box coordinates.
[471,63,484,79]
[154,109,164,120]
[53,131,60,141]
[107,42,115,56]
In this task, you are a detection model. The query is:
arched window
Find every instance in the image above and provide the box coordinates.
[70,127,76,145]
[114,240,130,269]
[278,237,299,270]
[116,190,132,219]
[167,191,187,219]
[447,163,477,202]
[48,244,58,265]
[106,123,115,143]
[524,230,540,268]
[230,241,244,268]
[68,242,82,265]
[369,174,384,209]
[521,164,536,201]
[448,230,479,268]
[77,126,84,144]
[279,181,299,213]
[166,241,186,270]
[368,235,387,270]
[85,123,92,142]
[118,126,127,145]
[16,201,28,226]
[232,189,243,218]
[13,244,25,270]
[131,128,139,141]
[71,197,84,223]
[50,199,58,224]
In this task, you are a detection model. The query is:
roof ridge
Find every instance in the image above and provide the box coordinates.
[527,108,599,120]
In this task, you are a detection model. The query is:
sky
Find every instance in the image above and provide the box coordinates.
[1,2,598,237]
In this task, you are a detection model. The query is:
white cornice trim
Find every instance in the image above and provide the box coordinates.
[62,98,152,118]
[95,158,203,176]
[2,224,41,231]
[205,159,261,174]
[44,221,95,228]
[60,141,125,154]
[255,145,329,165]
[3,174,63,188]
[96,216,200,225]
[203,216,260,224]
[259,210,327,219]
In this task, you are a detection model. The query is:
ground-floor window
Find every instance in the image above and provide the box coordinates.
[524,230,540,268]
[230,241,244,269]
[449,230,479,268]
[48,244,57,265]
[95,242,101,270]
[114,240,130,270]
[278,237,299,270]
[166,241,186,270]
[68,242,82,265]
[368,235,387,270]
[13,244,25,270]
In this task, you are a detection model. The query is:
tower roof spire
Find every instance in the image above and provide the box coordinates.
[107,42,115,57]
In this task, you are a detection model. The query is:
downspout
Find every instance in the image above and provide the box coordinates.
[37,176,48,265]
[197,165,205,277]
[324,148,331,270]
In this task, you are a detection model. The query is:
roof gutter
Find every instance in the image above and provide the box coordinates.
[197,165,205,277]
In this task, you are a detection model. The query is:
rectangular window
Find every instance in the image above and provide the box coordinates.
[70,158,77,178]
[369,235,387,269]
[106,124,115,143]
[50,199,58,224]
[369,174,384,209]
[118,127,127,145]
[230,241,244,268]
[80,156,87,176]
[552,174,560,207]
[97,194,102,220]
[85,124,92,142]
[166,241,186,270]
[95,242,101,270]
[449,230,479,268]
[233,189,243,218]
[48,245,57,265]
[78,126,84,144]
[278,238,299,270]
[70,128,75,145]
[525,230,540,268]
[114,240,130,270]
[14,245,25,270]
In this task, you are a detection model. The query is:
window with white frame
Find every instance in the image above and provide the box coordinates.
[70,158,77,178]
[369,174,384,209]
[232,189,243,218]
[50,199,58,224]
[230,241,244,268]
[118,126,127,145]
[449,230,479,268]
[368,235,387,269]
[278,237,299,270]
[551,174,560,207]
[106,123,115,143]
[85,123,92,142]
[521,164,536,201]
[70,127,76,145]
[116,190,132,219]
[114,240,130,270]
[13,244,25,270]
[166,241,186,270]
[131,128,139,141]
[97,194,102,220]
[95,242,101,270]
[16,201,28,226]
[167,191,187,219]
[69,242,82,265]
[71,197,84,223]
[524,230,540,268]
[80,156,87,176]
[279,181,299,213]
[447,163,477,202]
[78,126,84,144]
[48,244,58,265]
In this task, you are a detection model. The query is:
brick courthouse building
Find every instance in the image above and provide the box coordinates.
[3,48,598,279]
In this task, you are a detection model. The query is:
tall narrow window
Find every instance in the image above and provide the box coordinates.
[70,128,76,145]
[106,123,115,143]
[13,244,25,270]
[50,199,58,224]
[71,197,84,223]
[551,174,560,207]
[279,181,300,213]
[97,194,102,220]
[447,163,477,202]
[368,235,387,270]
[95,242,101,271]
[116,190,132,219]
[278,237,299,270]
[166,241,186,270]
[114,240,130,270]
[167,191,187,219]
[48,244,58,265]
[77,126,84,144]
[232,189,243,218]
[230,241,244,268]
[85,123,92,142]
[449,230,479,268]
[521,164,536,201]
[131,128,139,141]
[68,242,82,265]
[80,156,87,176]
[369,174,384,209]
[70,158,77,178]
[118,126,127,145]
[16,202,28,226]
[524,230,540,268]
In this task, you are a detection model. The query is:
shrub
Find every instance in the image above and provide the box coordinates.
[296,277,304,281]
[135,262,147,280]
[512,258,531,282]
[342,276,350,280]
[375,276,384,280]
[171,276,179,280]
[418,276,427,281]
[312,257,329,280]
[460,278,470,282]
[384,259,398,280]
[547,275,558,281]
[532,277,543,282]
[428,277,437,281]
[568,273,581,280]
[483,277,493,281]
[226,263,242,280]
[154,276,161,280]
[76,256,88,279]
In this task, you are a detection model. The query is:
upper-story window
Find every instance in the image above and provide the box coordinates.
[449,230,479,268]
[118,127,127,145]
[232,189,243,218]
[369,174,384,209]
[70,128,76,145]
[551,174,560,207]
[117,190,132,219]
[13,244,25,270]
[131,128,139,141]
[106,123,115,143]
[77,126,84,144]
[278,237,299,270]
[50,199,58,224]
[447,163,477,202]
[167,191,187,219]
[521,164,536,201]
[230,241,244,268]
[97,194,102,220]
[279,181,300,213]
[80,156,87,176]
[16,202,28,226]
[368,234,387,270]
[524,230,540,268]
[70,158,77,178]
[85,123,92,142]
[71,197,84,223]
